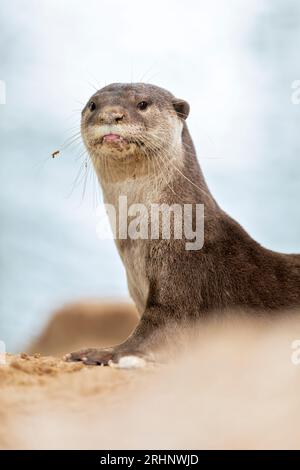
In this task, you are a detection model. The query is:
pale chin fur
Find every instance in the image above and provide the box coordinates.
[83,115,184,154]
[82,116,185,188]
[83,123,143,146]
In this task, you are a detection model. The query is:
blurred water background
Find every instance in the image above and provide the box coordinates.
[0,0,299,351]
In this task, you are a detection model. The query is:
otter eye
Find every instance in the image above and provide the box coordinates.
[89,101,96,111]
[137,101,148,111]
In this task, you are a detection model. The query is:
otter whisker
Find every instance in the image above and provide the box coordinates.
[143,133,214,201]
[139,133,177,196]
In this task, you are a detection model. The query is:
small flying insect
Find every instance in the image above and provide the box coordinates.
[52,150,60,158]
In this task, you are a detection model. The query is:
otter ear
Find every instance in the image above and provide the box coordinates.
[172,99,190,120]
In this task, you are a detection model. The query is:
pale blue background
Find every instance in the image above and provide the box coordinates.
[0,0,299,351]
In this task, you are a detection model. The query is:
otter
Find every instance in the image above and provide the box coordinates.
[66,83,300,366]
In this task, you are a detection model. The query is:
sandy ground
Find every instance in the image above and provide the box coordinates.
[1,303,300,449]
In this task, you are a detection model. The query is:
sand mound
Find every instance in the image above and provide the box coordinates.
[28,300,139,356]
[1,309,300,449]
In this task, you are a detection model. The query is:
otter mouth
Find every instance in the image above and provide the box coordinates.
[90,134,144,149]
[102,133,129,145]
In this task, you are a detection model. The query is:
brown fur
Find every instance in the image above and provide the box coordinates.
[67,83,300,366]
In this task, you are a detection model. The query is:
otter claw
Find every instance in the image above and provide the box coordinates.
[65,347,115,366]
[65,347,147,368]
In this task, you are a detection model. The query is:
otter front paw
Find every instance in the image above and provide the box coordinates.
[64,347,115,365]
[64,347,146,368]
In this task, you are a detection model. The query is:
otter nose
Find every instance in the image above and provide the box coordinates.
[99,107,125,124]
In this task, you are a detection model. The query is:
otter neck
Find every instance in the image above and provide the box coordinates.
[176,125,217,210]
[94,143,183,208]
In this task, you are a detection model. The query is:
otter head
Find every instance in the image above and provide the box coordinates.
[81,83,189,181]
